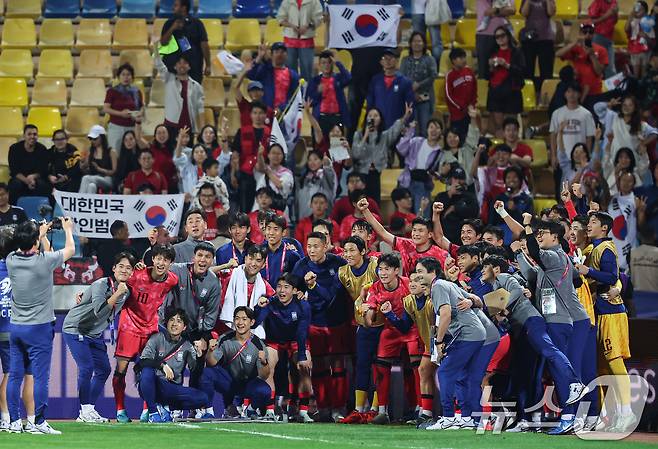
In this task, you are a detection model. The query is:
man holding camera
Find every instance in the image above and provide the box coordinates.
[6,217,76,434]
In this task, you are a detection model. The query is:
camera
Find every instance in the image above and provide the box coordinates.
[367,118,375,128]
[37,204,62,230]
[584,38,593,48]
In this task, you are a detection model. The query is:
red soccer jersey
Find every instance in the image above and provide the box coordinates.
[339,213,381,243]
[394,237,448,275]
[247,279,275,303]
[367,277,411,331]
[119,268,179,335]
[390,211,416,237]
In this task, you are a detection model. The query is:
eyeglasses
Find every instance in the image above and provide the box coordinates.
[53,137,67,142]
[494,33,507,39]
[581,27,594,34]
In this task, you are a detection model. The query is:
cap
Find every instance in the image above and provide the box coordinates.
[449,166,467,180]
[247,80,264,91]
[271,42,287,51]
[382,48,399,58]
[87,125,106,139]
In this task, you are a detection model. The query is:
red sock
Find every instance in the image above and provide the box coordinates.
[112,372,126,411]
[243,398,251,408]
[403,368,417,409]
[374,363,391,408]
[267,390,276,411]
[299,392,310,412]
[331,368,348,409]
[421,394,434,415]
[143,401,148,411]
[311,369,330,408]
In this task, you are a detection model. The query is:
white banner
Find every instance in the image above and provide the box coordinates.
[270,116,289,156]
[282,84,304,149]
[328,4,400,49]
[53,190,185,239]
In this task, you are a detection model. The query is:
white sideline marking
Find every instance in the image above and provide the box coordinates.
[176,423,202,429]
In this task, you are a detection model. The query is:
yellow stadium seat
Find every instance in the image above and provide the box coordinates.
[39,19,74,49]
[0,166,9,183]
[1,18,37,49]
[381,169,403,200]
[613,20,628,46]
[454,19,477,50]
[617,0,635,18]
[441,23,452,47]
[226,19,261,52]
[6,0,41,18]
[199,107,216,129]
[68,137,90,155]
[0,78,27,107]
[70,78,106,107]
[534,198,557,216]
[553,57,570,78]
[522,79,536,110]
[152,18,168,43]
[315,22,326,52]
[201,19,224,48]
[113,19,149,50]
[148,78,165,107]
[555,0,578,19]
[527,139,548,167]
[76,19,113,49]
[0,138,18,165]
[0,49,33,78]
[512,0,522,17]
[438,51,474,77]
[119,49,154,79]
[434,78,447,112]
[218,107,240,137]
[264,19,284,45]
[140,107,165,137]
[0,107,24,136]
[465,0,476,17]
[477,79,488,109]
[509,18,524,41]
[538,78,559,109]
[78,50,113,80]
[31,78,68,108]
[37,50,74,79]
[335,49,352,72]
[202,78,226,108]
[431,179,447,197]
[26,107,62,137]
[65,107,101,136]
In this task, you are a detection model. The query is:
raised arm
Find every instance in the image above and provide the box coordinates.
[431,202,453,251]
[356,197,394,246]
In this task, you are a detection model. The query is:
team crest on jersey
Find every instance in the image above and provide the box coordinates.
[200,288,207,297]
[245,354,253,363]
[176,352,183,361]
[291,312,298,321]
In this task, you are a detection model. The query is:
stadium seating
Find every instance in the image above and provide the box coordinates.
[39,19,75,49]
[454,19,477,50]
[27,107,63,136]
[218,108,240,137]
[70,78,107,107]
[37,50,74,79]
[438,51,474,77]
[148,79,165,107]
[17,197,51,221]
[225,19,261,52]
[335,49,352,72]
[113,19,149,50]
[203,78,227,109]
[197,0,232,19]
[201,19,224,49]
[82,0,118,18]
[157,0,175,17]
[314,22,327,52]
[77,50,113,79]
[141,107,165,136]
[527,139,548,168]
[0,50,34,78]
[6,0,41,19]
[31,78,68,108]
[613,20,628,46]
[555,0,578,19]
[76,19,113,49]
[522,79,537,110]
[476,79,488,109]
[0,78,28,107]
[234,0,272,18]
[0,108,24,136]
[538,79,559,109]
[381,169,403,200]
[199,108,216,129]
[265,19,284,46]
[0,138,16,163]
[1,18,37,49]
[65,107,102,136]
[44,0,81,18]
[533,197,557,216]
[434,78,448,113]
[119,50,154,78]
[119,0,156,18]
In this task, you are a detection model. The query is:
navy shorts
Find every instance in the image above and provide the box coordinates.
[0,341,32,375]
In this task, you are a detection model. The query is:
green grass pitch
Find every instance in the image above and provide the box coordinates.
[0,422,656,449]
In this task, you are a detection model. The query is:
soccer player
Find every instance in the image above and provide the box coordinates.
[220,245,274,339]
[174,209,208,262]
[261,214,302,287]
[63,252,136,423]
[292,231,348,421]
[137,308,207,423]
[432,202,484,258]
[351,219,381,258]
[358,198,447,275]
[200,306,271,419]
[215,212,251,266]
[113,243,178,423]
[576,212,633,432]
[254,273,312,422]
[365,254,420,425]
[312,219,343,257]
[6,217,76,434]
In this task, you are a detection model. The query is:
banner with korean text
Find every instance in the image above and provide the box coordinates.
[53,190,185,239]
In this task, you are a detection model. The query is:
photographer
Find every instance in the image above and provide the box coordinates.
[433,167,479,245]
[5,217,75,434]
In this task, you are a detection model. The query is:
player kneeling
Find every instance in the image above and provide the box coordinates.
[199,307,271,419]
[254,273,313,422]
[136,308,208,423]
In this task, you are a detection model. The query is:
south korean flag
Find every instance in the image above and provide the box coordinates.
[328,4,400,49]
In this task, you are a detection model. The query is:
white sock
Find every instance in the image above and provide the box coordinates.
[531,412,541,423]
[585,416,598,424]
[378,405,387,415]
[81,404,94,414]
[299,409,310,416]
[561,414,574,421]
[206,407,214,416]
[1,412,9,423]
[27,415,35,425]
[621,405,632,415]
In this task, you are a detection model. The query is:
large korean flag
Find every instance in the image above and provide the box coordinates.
[328,4,400,49]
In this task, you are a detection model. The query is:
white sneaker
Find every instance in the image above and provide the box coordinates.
[90,410,110,423]
[263,410,278,421]
[299,411,314,423]
[427,417,459,430]
[566,383,589,405]
[443,417,463,430]
[506,419,530,432]
[34,421,62,435]
[24,421,40,434]
[171,410,184,420]
[331,411,344,422]
[7,420,23,433]
[0,421,9,432]
[459,417,477,429]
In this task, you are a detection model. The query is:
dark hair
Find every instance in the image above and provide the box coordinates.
[378,253,401,270]
[266,143,286,166]
[23,124,38,134]
[250,101,267,113]
[427,118,443,134]
[462,218,483,235]
[619,96,643,135]
[449,47,467,61]
[362,108,385,144]
[352,219,373,234]
[110,220,128,237]
[492,25,516,50]
[234,306,255,320]
[565,81,583,94]
[164,307,188,327]
[347,172,367,184]
[178,0,191,13]
[197,125,219,149]
[483,244,508,260]
[319,50,334,60]
[52,129,67,140]
[343,235,366,252]
[416,256,442,274]
[184,208,206,223]
[90,133,111,159]
[572,214,589,228]
[590,212,613,234]
[482,225,504,242]
[175,53,191,65]
[503,165,524,185]
[537,220,565,240]
[14,220,39,251]
[307,231,327,244]
[194,241,215,256]
[613,147,637,171]
[570,142,590,170]
[246,244,267,260]
[550,204,569,221]
[256,186,274,199]
[151,243,176,262]
[120,130,138,154]
[229,212,250,228]
[0,227,17,259]
[408,31,427,53]
[136,183,155,193]
[138,148,153,158]
[0,182,7,193]
[216,213,230,237]
[265,213,287,230]
[456,244,481,258]
[502,116,520,130]
[540,207,552,218]
[349,188,368,205]
[202,157,219,172]
[277,272,305,293]
[482,255,509,273]
[390,216,406,233]
[311,192,328,203]
[411,217,433,231]
[116,63,135,79]
[199,182,216,195]
[312,218,333,234]
[391,187,411,203]
[494,143,513,154]
[113,251,137,267]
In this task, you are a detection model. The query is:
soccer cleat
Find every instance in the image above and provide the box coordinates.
[140,409,150,423]
[299,411,315,423]
[417,419,436,430]
[170,410,184,420]
[370,413,390,425]
[363,410,378,423]
[459,417,477,429]
[548,417,575,435]
[24,421,40,434]
[263,410,278,421]
[610,413,636,433]
[331,411,344,422]
[505,419,530,432]
[0,421,9,432]
[339,410,364,424]
[157,405,172,423]
[7,420,23,433]
[566,383,589,405]
[415,414,433,427]
[582,416,604,432]
[148,412,164,423]
[34,421,62,435]
[116,410,132,423]
[200,413,215,420]
[426,417,460,430]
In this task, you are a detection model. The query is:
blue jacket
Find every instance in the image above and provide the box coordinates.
[254,296,311,361]
[306,61,352,129]
[246,61,300,111]
[366,71,415,129]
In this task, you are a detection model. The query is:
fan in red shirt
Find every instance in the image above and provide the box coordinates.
[338,190,382,243]
[112,244,179,422]
[365,254,422,424]
[357,198,447,275]
[445,47,477,136]
[233,68,274,126]
[295,192,340,250]
[330,172,381,223]
[122,149,168,194]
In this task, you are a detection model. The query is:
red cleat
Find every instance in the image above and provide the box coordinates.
[363,410,378,423]
[339,410,363,424]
